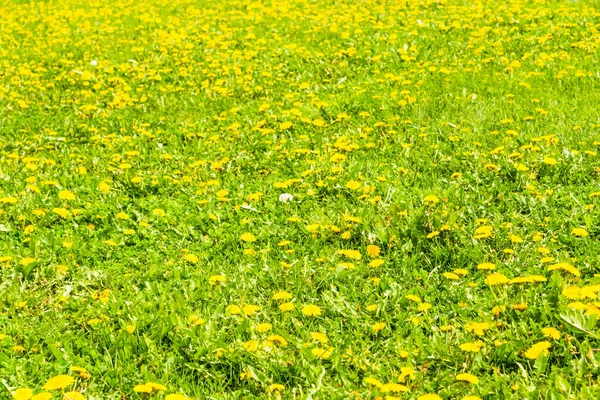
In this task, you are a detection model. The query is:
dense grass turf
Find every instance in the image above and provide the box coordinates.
[1,0,600,398]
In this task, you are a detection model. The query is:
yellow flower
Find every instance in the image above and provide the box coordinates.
[372,322,386,333]
[63,392,85,400]
[19,257,36,266]
[273,291,292,300]
[133,384,152,393]
[524,341,551,359]
[572,227,589,237]
[541,327,561,340]
[366,245,380,258]
[43,375,76,390]
[473,225,493,239]
[477,262,496,270]
[369,259,384,268]
[255,323,272,333]
[266,384,285,393]
[53,208,71,218]
[456,373,479,384]
[345,180,361,190]
[311,346,334,359]
[460,342,483,353]
[364,377,383,388]
[58,190,76,201]
[418,394,442,400]
[226,305,241,315]
[548,262,580,277]
[381,383,409,393]
[464,322,490,336]
[302,304,322,316]
[242,304,260,315]
[70,366,91,379]
[241,233,256,242]
[311,332,328,343]
[338,249,362,260]
[31,394,52,400]
[98,181,110,194]
[183,254,199,264]
[279,302,295,312]
[208,275,226,285]
[13,388,33,400]
[165,395,190,400]
[423,194,439,204]
[484,273,510,286]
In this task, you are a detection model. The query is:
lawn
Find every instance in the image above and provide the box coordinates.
[1,0,600,398]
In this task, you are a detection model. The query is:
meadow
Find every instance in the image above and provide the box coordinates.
[1,0,600,398]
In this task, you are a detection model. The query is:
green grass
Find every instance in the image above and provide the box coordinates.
[1,0,600,399]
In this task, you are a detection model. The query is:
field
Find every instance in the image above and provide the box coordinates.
[1,0,600,398]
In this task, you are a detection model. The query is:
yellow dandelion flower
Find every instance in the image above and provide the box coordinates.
[302,304,322,316]
[279,302,295,312]
[548,262,580,277]
[456,373,479,384]
[477,262,496,270]
[58,190,76,201]
[273,291,292,300]
[381,383,409,393]
[183,254,199,264]
[572,228,589,237]
[541,327,561,340]
[363,377,383,388]
[372,322,386,333]
[13,388,33,400]
[460,341,483,353]
[366,245,380,258]
[31,393,52,400]
[240,233,256,242]
[485,273,510,286]
[43,375,76,390]
[345,180,361,190]
[338,249,362,260]
[255,323,272,333]
[418,394,442,400]
[524,341,551,359]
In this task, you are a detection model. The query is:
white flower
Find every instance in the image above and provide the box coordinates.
[279,193,293,203]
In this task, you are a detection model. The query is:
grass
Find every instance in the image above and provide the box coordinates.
[1,0,600,399]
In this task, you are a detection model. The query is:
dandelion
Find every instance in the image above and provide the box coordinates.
[485,273,510,286]
[541,327,561,340]
[460,342,483,353]
[572,228,589,237]
[372,322,386,333]
[240,233,256,242]
[418,394,442,400]
[184,254,199,264]
[524,341,551,359]
[302,304,322,316]
[345,180,361,190]
[208,275,226,285]
[43,375,75,390]
[279,302,295,312]
[381,383,409,393]
[366,245,380,258]
[364,377,383,388]
[13,389,33,400]
[58,190,76,201]
[31,394,52,400]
